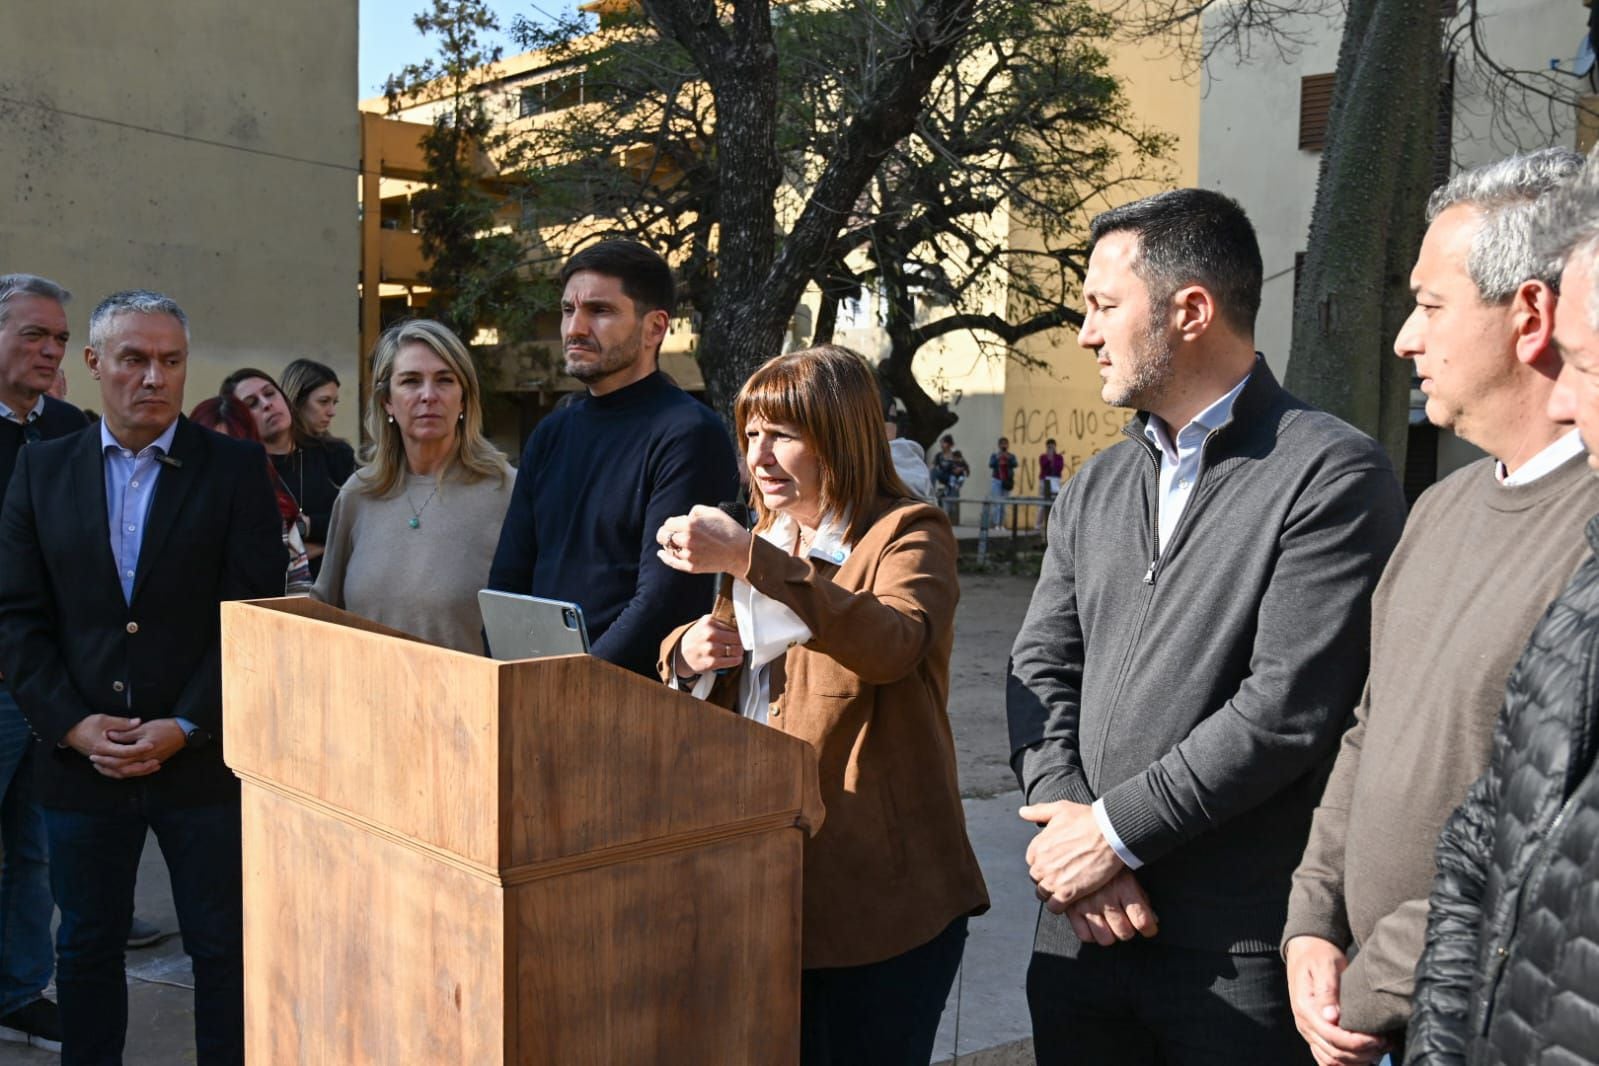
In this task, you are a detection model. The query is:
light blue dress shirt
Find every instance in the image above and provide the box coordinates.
[1093,373,1251,871]
[102,419,179,605]
[0,395,44,423]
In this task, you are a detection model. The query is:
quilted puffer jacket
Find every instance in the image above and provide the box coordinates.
[1406,518,1599,1064]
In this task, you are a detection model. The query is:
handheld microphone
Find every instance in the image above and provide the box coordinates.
[712,500,751,609]
[713,501,752,674]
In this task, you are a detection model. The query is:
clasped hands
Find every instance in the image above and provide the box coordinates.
[655,505,752,576]
[64,714,185,780]
[1020,799,1159,947]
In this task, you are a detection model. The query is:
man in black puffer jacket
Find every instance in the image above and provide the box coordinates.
[1407,154,1599,1066]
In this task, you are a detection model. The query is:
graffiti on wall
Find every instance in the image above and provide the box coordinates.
[1004,402,1134,496]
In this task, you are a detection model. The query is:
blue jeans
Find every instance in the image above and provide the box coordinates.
[0,682,53,1016]
[982,478,1010,529]
[46,798,243,1066]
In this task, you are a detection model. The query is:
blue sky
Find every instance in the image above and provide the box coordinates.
[358,0,582,99]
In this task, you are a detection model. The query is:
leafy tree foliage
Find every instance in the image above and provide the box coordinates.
[388,0,543,349]
[508,0,1167,441]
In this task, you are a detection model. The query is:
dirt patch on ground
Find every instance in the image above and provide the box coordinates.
[947,571,1038,798]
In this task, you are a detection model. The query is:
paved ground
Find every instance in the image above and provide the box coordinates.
[4,569,1045,1065]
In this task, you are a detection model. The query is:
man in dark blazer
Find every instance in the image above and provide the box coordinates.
[0,290,285,1065]
[0,272,85,1053]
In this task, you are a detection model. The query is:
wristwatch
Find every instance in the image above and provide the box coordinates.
[182,723,211,749]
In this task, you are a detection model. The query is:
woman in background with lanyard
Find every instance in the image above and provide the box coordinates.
[221,366,355,579]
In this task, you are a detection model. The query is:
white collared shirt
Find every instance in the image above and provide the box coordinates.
[1495,429,1585,486]
[1142,374,1251,554]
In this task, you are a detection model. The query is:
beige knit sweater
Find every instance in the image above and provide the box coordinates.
[312,461,514,654]
[1283,450,1599,1036]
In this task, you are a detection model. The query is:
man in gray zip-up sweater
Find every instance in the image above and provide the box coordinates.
[1007,188,1406,1065]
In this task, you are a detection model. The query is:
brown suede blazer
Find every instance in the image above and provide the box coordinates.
[659,498,989,969]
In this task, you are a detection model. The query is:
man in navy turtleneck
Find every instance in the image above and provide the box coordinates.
[488,241,739,677]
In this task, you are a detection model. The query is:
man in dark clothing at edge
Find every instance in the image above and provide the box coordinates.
[0,273,85,1053]
[1005,189,1406,1064]
[488,240,739,677]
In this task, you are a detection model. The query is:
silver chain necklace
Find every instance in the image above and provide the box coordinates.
[405,481,440,530]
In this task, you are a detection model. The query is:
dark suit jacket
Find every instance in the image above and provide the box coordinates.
[0,416,287,810]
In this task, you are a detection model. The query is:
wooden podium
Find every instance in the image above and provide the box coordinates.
[222,598,821,1064]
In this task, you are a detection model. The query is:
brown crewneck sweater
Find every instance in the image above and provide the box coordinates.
[1283,448,1599,1036]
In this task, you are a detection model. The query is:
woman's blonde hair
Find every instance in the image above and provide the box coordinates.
[360,319,506,497]
[734,344,913,546]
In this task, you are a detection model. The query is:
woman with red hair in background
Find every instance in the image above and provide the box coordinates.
[188,396,310,594]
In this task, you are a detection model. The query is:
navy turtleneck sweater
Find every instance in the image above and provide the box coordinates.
[488,371,740,677]
[0,396,89,502]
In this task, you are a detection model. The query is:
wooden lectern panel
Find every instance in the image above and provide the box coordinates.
[511,830,802,1064]
[225,599,506,867]
[224,600,818,1065]
[242,786,508,1064]
[499,656,821,866]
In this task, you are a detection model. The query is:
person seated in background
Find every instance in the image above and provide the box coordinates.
[312,319,513,654]
[188,396,311,595]
[655,344,989,1066]
[220,366,355,580]
[279,358,348,447]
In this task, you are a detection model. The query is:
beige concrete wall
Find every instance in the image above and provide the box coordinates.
[0,1,360,439]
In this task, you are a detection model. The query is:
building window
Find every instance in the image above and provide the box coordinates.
[1299,73,1337,151]
[519,72,586,117]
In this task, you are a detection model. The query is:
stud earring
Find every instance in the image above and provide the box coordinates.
[387,415,395,424]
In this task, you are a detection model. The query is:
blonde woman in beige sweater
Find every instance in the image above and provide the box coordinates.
[313,320,512,653]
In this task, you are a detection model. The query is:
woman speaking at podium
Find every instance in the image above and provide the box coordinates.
[655,345,988,1066]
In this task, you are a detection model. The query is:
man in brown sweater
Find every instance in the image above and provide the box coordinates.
[1282,148,1599,1065]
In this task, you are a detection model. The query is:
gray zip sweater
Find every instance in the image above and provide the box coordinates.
[1007,362,1406,956]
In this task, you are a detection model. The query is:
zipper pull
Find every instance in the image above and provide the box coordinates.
[1143,557,1157,585]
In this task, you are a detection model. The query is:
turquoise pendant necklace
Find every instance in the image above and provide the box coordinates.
[405,481,440,530]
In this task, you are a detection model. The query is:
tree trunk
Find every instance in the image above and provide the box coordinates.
[810,291,840,347]
[880,341,958,447]
[1286,0,1442,470]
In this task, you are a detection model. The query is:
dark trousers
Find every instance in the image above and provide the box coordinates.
[1028,940,1312,1066]
[45,798,243,1066]
[800,914,968,1066]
